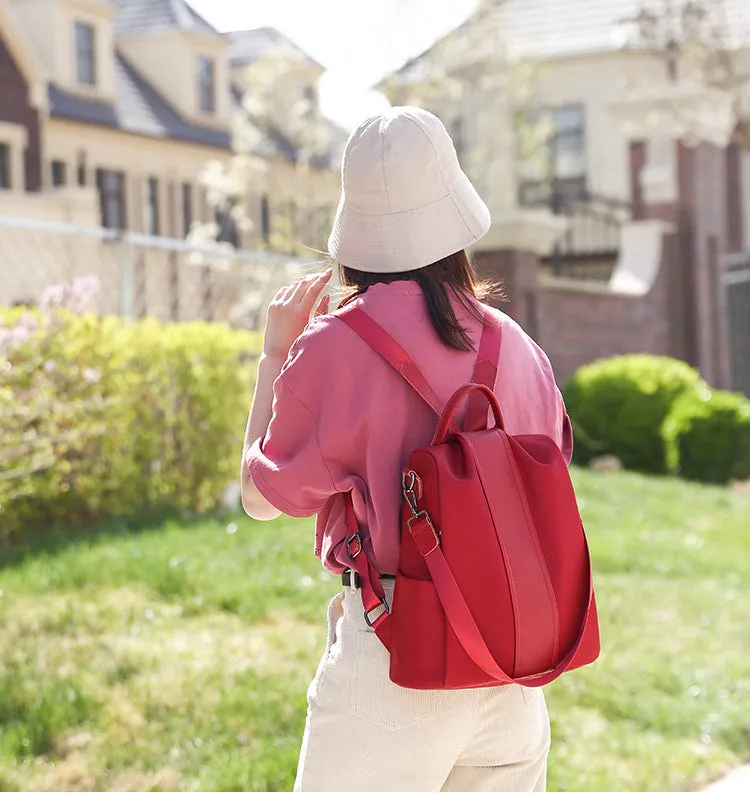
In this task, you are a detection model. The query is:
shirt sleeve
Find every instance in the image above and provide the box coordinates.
[560,400,574,465]
[245,377,337,518]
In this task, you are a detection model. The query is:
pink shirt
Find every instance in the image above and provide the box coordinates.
[246,281,572,576]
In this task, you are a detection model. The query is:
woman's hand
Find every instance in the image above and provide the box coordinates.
[262,268,333,361]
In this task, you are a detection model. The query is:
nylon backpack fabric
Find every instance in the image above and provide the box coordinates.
[337,304,600,690]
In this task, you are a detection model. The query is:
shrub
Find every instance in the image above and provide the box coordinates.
[663,387,750,484]
[0,307,261,543]
[564,355,704,474]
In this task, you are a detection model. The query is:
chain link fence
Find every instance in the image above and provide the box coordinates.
[0,214,310,329]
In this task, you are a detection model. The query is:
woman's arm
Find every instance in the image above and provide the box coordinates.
[241,352,286,520]
[240,268,332,520]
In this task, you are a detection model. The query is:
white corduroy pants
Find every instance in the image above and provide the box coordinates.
[294,583,551,792]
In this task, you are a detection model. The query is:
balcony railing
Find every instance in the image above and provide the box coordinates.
[521,179,632,281]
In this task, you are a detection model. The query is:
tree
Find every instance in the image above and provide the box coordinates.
[379,0,552,214]
[191,44,344,328]
[618,0,750,146]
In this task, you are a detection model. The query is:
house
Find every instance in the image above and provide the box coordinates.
[381,0,750,393]
[0,0,343,318]
[226,26,345,254]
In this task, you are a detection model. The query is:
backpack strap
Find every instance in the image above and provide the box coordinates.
[337,304,502,425]
[343,493,393,645]
[410,509,595,687]
[466,317,502,432]
[337,305,444,415]
[336,304,446,638]
[336,304,503,644]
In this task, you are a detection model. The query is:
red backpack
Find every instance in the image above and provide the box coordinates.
[337,305,600,690]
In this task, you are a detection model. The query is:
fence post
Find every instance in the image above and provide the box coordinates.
[169,250,180,322]
[117,235,135,321]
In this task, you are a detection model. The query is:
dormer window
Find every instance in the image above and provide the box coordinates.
[75,22,96,86]
[197,56,215,114]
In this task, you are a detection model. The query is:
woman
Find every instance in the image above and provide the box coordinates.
[241,107,571,792]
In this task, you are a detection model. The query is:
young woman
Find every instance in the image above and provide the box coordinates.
[242,107,572,792]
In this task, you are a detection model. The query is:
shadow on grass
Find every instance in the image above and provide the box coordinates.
[0,505,238,573]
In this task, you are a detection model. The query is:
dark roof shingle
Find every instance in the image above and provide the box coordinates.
[49,53,231,149]
[109,0,220,38]
[226,27,324,70]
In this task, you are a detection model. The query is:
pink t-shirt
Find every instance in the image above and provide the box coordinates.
[246,281,572,576]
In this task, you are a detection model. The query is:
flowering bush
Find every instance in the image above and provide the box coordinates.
[1,279,261,543]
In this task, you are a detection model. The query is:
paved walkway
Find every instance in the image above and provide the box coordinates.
[704,765,750,793]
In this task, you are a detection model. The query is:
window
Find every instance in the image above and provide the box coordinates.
[96,169,126,230]
[182,183,193,236]
[146,177,160,235]
[260,195,270,242]
[0,144,10,189]
[302,84,317,107]
[51,160,67,187]
[77,151,87,186]
[216,207,239,247]
[518,104,586,209]
[197,56,215,114]
[75,22,96,86]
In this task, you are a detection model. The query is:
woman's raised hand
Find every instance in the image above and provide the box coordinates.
[262,268,333,360]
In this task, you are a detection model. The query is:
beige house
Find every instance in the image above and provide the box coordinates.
[383,0,750,268]
[0,0,343,317]
[381,0,750,392]
[226,26,344,255]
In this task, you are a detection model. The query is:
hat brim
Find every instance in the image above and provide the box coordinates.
[328,168,492,273]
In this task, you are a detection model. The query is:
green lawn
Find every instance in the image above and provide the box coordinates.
[1,469,749,792]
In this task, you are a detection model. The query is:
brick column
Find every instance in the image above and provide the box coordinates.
[473,248,541,339]
[677,141,732,389]
[470,212,567,343]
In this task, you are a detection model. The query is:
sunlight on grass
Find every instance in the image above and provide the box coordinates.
[1,469,749,791]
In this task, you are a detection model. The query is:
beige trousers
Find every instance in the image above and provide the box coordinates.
[294,583,551,792]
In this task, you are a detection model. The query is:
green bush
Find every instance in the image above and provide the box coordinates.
[0,308,261,543]
[564,355,704,474]
[663,387,750,484]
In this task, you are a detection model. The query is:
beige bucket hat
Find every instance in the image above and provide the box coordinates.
[328,106,491,273]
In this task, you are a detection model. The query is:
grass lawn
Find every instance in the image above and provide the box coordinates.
[1,469,749,791]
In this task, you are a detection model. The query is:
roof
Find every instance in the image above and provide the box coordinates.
[229,84,343,168]
[48,52,231,149]
[505,0,750,59]
[226,27,324,71]
[391,0,750,82]
[108,0,220,39]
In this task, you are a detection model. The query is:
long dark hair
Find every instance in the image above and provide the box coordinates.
[339,250,504,352]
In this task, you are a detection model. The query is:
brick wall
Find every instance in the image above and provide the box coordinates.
[475,136,739,388]
[0,30,42,191]
[475,234,678,385]
[536,235,677,383]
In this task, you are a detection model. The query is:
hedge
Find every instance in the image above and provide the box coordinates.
[0,307,261,543]
[563,355,704,474]
[663,387,750,484]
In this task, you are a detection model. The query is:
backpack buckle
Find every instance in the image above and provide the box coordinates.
[346,533,363,558]
[402,470,422,516]
[407,511,440,556]
[364,597,390,628]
